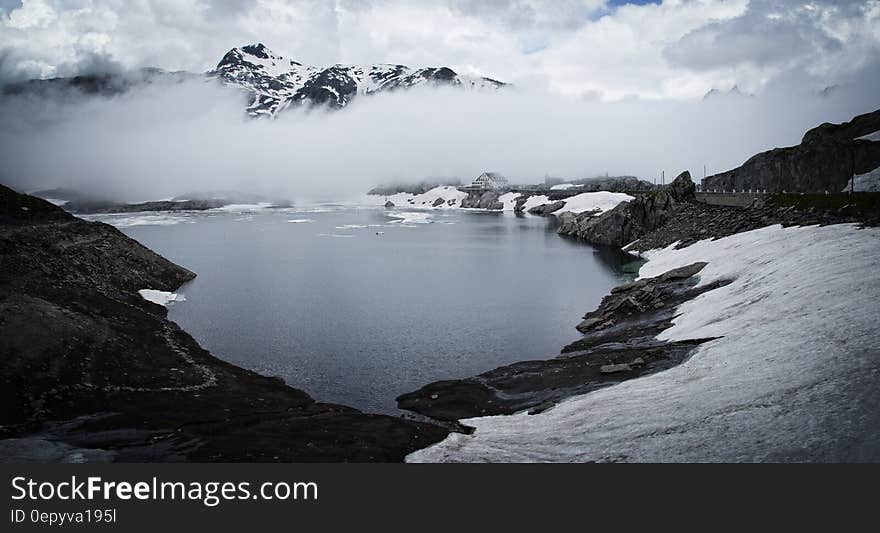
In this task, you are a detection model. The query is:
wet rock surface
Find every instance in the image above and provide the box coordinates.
[0,184,448,462]
[397,262,726,422]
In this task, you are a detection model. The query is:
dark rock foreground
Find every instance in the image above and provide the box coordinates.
[0,184,447,461]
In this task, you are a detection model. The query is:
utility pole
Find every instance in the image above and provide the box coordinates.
[850,155,855,194]
[662,170,665,186]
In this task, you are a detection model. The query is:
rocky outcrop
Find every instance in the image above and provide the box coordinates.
[703,109,880,193]
[568,176,655,192]
[397,262,725,421]
[460,191,503,210]
[623,192,880,253]
[557,171,696,247]
[0,184,447,462]
[527,200,565,215]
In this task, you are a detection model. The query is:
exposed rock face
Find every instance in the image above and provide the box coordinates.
[0,184,447,461]
[557,171,696,247]
[623,192,880,253]
[703,109,880,193]
[209,43,507,116]
[568,176,655,192]
[397,262,725,421]
[460,191,504,210]
[527,200,565,215]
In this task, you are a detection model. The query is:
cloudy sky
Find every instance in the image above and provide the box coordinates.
[1,0,878,100]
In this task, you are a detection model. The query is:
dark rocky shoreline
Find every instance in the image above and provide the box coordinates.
[398,262,726,421]
[0,184,448,462]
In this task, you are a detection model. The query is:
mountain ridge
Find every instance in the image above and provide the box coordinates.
[207,42,507,116]
[2,43,508,118]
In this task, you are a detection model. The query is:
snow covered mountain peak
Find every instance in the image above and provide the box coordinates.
[209,43,507,117]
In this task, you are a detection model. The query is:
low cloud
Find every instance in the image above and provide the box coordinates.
[1,69,878,203]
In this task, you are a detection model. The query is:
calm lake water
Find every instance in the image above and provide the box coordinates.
[110,205,632,414]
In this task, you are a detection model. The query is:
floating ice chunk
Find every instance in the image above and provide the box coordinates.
[287,218,315,223]
[386,211,432,224]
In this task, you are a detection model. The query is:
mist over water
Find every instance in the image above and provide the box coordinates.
[1,68,879,202]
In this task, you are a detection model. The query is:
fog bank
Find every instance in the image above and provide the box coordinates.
[1,72,878,203]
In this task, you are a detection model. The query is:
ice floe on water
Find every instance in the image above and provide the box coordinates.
[287,218,315,223]
[336,224,369,229]
[318,233,355,238]
[386,211,433,224]
[138,289,186,307]
[82,213,194,228]
[213,202,273,212]
[409,223,880,462]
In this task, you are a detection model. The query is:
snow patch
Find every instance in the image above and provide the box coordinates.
[520,195,551,211]
[363,186,468,209]
[498,192,521,211]
[138,289,186,307]
[856,129,880,142]
[557,191,633,214]
[550,183,575,190]
[409,224,880,462]
[843,166,880,192]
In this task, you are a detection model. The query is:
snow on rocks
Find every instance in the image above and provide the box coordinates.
[408,223,880,462]
[365,186,469,209]
[138,289,186,307]
[556,192,633,214]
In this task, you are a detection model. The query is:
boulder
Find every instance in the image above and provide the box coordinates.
[527,200,566,216]
[460,191,504,210]
[384,200,395,208]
